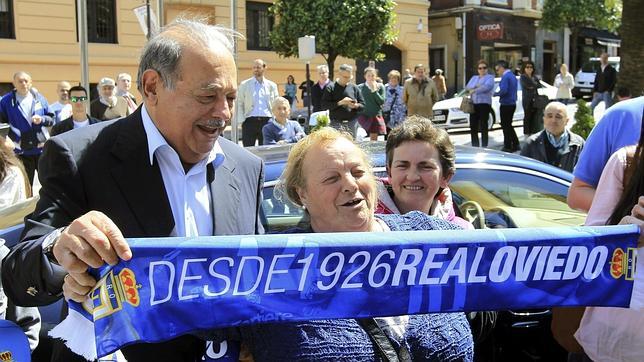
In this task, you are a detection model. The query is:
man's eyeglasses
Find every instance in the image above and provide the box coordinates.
[478,66,487,70]
[70,96,87,103]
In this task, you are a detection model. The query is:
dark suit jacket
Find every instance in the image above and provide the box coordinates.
[50,114,100,136]
[2,108,264,360]
[593,64,617,93]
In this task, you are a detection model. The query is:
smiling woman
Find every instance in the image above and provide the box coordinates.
[225,127,475,361]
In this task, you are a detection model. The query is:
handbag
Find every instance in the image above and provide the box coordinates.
[533,94,549,109]
[460,95,474,114]
[357,318,408,362]
[383,89,399,126]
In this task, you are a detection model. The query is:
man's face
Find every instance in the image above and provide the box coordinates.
[495,65,504,76]
[152,45,237,165]
[252,60,266,78]
[600,53,608,65]
[13,74,32,95]
[543,105,568,136]
[414,67,425,80]
[118,76,132,92]
[273,101,290,122]
[318,69,329,82]
[70,90,88,115]
[100,85,115,98]
[337,70,352,86]
[57,82,71,102]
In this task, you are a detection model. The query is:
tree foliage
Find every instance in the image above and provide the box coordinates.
[540,0,621,70]
[269,0,398,78]
[617,0,644,96]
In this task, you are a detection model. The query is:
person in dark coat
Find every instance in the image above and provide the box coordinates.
[519,60,544,136]
[590,52,617,111]
[521,102,584,172]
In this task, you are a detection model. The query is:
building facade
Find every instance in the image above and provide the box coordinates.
[0,0,430,105]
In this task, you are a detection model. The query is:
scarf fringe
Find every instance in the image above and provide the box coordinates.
[49,308,97,361]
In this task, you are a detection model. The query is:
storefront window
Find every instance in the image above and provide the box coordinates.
[481,46,523,71]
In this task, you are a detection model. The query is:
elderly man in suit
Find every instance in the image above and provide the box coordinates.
[235,59,279,146]
[2,19,264,361]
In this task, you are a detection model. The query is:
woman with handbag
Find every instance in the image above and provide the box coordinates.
[520,60,544,135]
[465,60,495,147]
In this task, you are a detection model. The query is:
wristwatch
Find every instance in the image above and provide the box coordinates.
[42,227,65,265]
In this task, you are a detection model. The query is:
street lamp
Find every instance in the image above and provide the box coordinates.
[298,36,316,119]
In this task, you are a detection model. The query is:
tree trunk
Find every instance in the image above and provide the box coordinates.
[617,0,644,96]
[327,51,337,80]
[570,28,579,72]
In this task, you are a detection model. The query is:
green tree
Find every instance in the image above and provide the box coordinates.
[617,0,644,96]
[540,0,621,71]
[269,0,398,78]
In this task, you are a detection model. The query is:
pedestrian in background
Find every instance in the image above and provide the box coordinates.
[520,60,543,135]
[0,71,54,185]
[403,64,439,119]
[90,77,130,121]
[466,60,495,148]
[311,65,330,112]
[554,64,575,104]
[262,97,305,145]
[236,59,279,146]
[432,69,447,100]
[617,87,632,102]
[383,70,407,132]
[284,75,297,109]
[590,52,617,111]
[357,67,386,141]
[48,81,72,123]
[321,63,364,138]
[116,73,138,113]
[494,60,520,153]
[50,85,100,136]
[521,102,584,172]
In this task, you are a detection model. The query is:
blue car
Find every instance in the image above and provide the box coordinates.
[1,142,582,360]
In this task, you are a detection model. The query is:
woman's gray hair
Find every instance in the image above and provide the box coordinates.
[137,18,240,92]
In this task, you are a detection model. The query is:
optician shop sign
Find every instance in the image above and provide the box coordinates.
[477,23,504,41]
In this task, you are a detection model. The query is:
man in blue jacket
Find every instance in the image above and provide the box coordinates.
[494,60,519,152]
[0,71,54,185]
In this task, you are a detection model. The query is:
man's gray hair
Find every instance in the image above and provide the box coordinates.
[137,18,239,92]
[338,64,353,73]
[317,64,329,73]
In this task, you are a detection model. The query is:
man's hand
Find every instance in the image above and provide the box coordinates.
[31,115,42,125]
[338,97,354,107]
[53,211,131,302]
[618,196,644,247]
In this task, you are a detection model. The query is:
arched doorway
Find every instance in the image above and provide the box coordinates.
[355,44,402,83]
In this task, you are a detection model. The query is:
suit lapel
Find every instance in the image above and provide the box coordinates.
[537,132,548,163]
[212,142,241,235]
[109,110,174,236]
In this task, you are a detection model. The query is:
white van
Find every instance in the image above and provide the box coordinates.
[573,56,620,98]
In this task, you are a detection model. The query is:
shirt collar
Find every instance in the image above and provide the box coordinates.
[141,104,225,169]
[271,118,286,129]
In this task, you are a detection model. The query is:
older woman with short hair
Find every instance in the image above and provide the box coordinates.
[229,127,474,361]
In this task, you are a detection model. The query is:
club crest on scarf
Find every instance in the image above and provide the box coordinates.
[83,267,141,319]
[610,247,637,280]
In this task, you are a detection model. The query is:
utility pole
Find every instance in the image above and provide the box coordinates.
[146,0,151,40]
[230,0,239,143]
[77,0,89,110]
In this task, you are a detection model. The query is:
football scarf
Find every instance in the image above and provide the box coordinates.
[51,225,643,360]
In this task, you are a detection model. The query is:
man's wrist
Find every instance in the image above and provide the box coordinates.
[42,227,65,265]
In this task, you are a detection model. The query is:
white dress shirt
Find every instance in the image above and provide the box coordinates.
[141,104,225,237]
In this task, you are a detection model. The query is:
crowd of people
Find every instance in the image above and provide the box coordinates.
[0,16,642,362]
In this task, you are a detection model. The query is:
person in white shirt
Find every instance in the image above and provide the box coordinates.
[48,81,72,123]
[235,59,279,146]
[116,72,138,113]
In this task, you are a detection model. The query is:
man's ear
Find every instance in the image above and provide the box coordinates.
[141,70,161,105]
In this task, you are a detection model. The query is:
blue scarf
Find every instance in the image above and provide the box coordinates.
[51,225,642,359]
[546,130,569,149]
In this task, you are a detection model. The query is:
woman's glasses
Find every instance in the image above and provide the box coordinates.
[478,66,487,70]
[70,96,88,103]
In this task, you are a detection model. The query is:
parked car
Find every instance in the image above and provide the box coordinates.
[572,56,620,98]
[431,77,557,131]
[1,143,579,360]
[257,142,579,361]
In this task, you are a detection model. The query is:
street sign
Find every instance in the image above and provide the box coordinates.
[133,5,159,37]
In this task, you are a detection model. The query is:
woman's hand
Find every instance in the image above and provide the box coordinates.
[619,196,644,247]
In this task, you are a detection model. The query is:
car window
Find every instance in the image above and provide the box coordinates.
[262,185,305,232]
[450,168,586,228]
